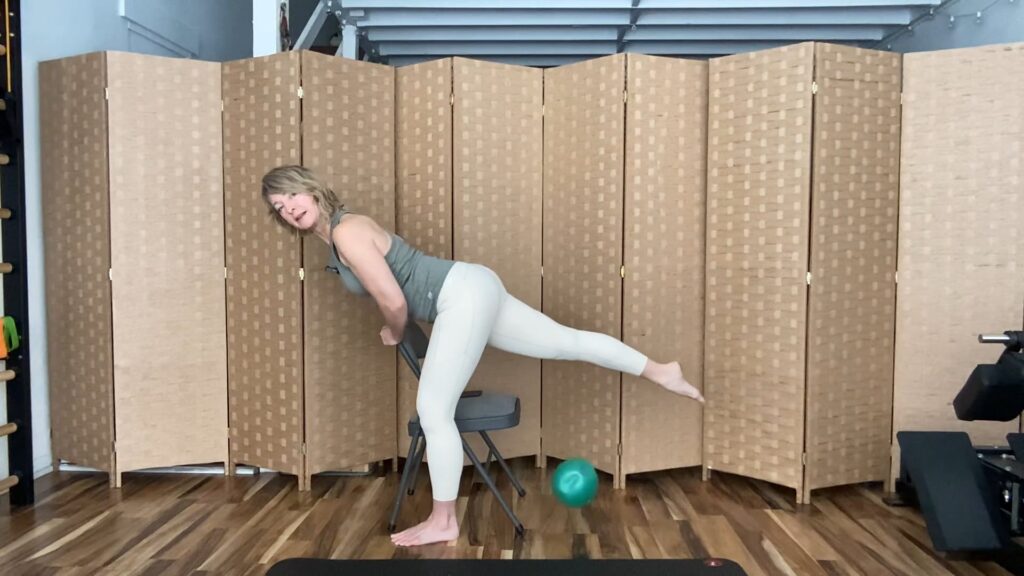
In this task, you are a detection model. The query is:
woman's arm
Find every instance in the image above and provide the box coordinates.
[333,218,408,341]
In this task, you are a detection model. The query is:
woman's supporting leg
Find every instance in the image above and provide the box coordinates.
[391,263,503,547]
[487,292,704,401]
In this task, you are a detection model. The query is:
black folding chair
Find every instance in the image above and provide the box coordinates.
[387,322,526,536]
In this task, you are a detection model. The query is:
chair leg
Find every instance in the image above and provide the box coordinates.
[479,431,527,497]
[462,437,525,536]
[406,434,426,496]
[388,430,422,533]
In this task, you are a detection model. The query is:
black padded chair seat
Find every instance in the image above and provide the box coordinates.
[408,393,521,436]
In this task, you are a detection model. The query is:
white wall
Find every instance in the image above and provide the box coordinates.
[883,0,1023,52]
[254,0,283,56]
[17,0,251,478]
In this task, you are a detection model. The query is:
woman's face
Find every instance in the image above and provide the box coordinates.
[267,192,319,231]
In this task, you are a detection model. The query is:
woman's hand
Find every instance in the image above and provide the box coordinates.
[380,325,401,346]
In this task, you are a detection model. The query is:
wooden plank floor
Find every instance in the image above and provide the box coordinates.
[0,458,1017,575]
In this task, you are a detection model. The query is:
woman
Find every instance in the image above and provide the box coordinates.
[261,165,704,547]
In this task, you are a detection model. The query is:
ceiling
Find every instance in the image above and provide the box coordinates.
[294,0,947,66]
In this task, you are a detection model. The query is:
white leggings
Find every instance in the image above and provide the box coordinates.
[417,261,648,501]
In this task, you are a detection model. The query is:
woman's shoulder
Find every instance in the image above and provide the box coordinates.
[332,212,393,254]
[334,211,378,234]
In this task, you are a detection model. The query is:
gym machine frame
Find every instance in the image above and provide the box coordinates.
[891,331,1024,559]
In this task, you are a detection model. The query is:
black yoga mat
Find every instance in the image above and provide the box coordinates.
[267,558,748,575]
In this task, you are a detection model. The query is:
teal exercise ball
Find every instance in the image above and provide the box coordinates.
[551,458,598,508]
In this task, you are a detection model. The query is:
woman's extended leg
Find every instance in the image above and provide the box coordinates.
[486,291,703,401]
[391,263,503,547]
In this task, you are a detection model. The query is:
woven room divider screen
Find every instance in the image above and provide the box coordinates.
[542,55,627,484]
[621,54,707,485]
[890,44,1024,487]
[543,54,707,488]
[223,52,397,490]
[300,52,398,481]
[42,52,228,487]
[38,49,716,491]
[704,43,901,504]
[804,44,902,498]
[395,57,544,464]
[42,43,1020,495]
[223,52,306,486]
[452,58,544,462]
[394,58,453,461]
[41,53,115,480]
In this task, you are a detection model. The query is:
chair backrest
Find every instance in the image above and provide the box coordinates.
[398,321,429,379]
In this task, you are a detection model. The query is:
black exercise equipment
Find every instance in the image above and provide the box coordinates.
[953,332,1024,422]
[893,331,1024,557]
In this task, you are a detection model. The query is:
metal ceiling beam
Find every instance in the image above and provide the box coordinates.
[379,41,620,55]
[352,9,631,26]
[638,0,939,6]
[348,0,631,7]
[616,0,642,55]
[295,0,334,50]
[367,26,620,41]
[351,6,922,27]
[638,7,917,25]
[624,25,887,41]
[321,1,941,65]
[387,54,602,67]
[625,40,800,54]
[380,39,813,58]
[346,0,938,7]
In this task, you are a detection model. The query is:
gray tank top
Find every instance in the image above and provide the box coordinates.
[326,208,455,323]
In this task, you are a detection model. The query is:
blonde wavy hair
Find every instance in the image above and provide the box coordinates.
[260,165,345,234]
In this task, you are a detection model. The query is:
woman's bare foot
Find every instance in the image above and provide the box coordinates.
[643,360,705,403]
[391,500,460,547]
